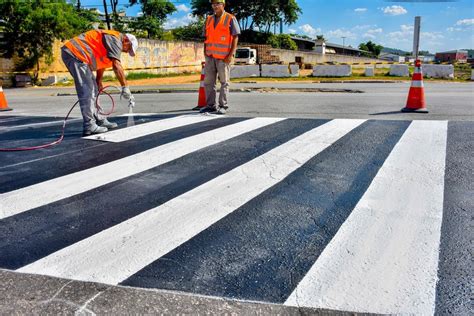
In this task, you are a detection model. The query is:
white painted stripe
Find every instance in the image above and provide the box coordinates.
[83,114,219,143]
[118,113,162,117]
[0,118,285,220]
[18,119,366,285]
[285,120,448,315]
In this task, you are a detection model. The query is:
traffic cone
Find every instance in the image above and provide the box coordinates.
[402,59,428,113]
[0,85,13,112]
[193,62,207,111]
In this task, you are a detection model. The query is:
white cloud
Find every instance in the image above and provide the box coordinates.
[353,24,375,31]
[354,8,367,13]
[401,24,413,32]
[327,29,356,40]
[456,19,474,26]
[382,5,407,16]
[387,25,413,42]
[421,32,444,41]
[363,28,383,39]
[298,24,322,38]
[164,13,197,29]
[288,28,297,34]
[176,4,190,13]
[447,27,463,32]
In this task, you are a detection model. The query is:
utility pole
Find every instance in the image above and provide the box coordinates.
[413,16,421,61]
[103,0,111,30]
[342,36,346,55]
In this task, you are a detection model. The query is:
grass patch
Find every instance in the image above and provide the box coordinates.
[102,71,199,82]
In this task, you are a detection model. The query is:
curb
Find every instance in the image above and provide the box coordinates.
[56,87,364,96]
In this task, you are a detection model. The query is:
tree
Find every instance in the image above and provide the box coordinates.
[358,41,383,57]
[191,0,301,33]
[0,0,97,81]
[172,18,205,41]
[128,0,176,39]
[316,35,326,41]
[267,34,297,50]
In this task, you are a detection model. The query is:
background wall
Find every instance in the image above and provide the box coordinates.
[0,38,206,85]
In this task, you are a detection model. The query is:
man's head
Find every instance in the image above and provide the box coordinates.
[122,33,138,57]
[210,0,225,15]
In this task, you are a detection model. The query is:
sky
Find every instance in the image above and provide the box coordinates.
[79,0,474,53]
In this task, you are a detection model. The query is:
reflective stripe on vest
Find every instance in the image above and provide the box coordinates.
[64,30,121,70]
[205,12,234,60]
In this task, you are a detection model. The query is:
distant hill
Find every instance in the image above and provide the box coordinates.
[382,47,410,56]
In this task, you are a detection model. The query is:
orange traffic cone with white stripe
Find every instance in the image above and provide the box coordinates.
[193,62,207,111]
[402,59,428,113]
[0,84,12,112]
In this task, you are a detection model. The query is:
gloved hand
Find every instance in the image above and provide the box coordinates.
[121,86,133,100]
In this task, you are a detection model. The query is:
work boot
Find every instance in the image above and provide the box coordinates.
[216,107,227,115]
[83,125,108,137]
[97,118,118,129]
[200,106,217,113]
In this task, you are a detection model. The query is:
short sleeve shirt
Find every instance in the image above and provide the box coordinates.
[102,33,123,61]
[203,12,241,37]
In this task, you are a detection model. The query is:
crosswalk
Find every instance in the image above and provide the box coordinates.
[0,114,471,314]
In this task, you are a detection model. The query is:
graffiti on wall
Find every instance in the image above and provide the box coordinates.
[0,38,206,75]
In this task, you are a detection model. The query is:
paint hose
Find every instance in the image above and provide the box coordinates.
[0,86,117,152]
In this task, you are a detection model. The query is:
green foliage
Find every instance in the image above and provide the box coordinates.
[0,0,97,80]
[161,31,175,41]
[128,0,176,39]
[191,0,301,32]
[266,34,297,50]
[172,18,205,42]
[358,41,383,57]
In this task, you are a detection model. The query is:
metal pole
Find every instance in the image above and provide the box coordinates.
[413,16,421,61]
[342,37,346,55]
[103,0,111,30]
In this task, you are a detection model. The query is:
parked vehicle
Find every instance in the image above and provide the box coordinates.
[235,47,257,65]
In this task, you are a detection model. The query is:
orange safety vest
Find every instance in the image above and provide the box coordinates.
[64,30,122,70]
[204,12,234,59]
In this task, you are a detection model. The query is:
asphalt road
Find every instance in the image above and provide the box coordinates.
[3,82,473,120]
[0,82,473,315]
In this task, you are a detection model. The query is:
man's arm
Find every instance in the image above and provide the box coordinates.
[96,68,105,91]
[111,59,128,87]
[224,35,239,64]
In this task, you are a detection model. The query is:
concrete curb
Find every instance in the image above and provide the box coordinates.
[0,269,373,315]
[56,87,364,96]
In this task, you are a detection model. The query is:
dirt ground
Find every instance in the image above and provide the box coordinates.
[110,74,202,87]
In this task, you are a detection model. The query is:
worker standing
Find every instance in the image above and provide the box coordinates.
[200,0,240,115]
[61,30,138,136]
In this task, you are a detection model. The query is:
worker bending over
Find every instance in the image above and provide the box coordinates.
[62,30,138,135]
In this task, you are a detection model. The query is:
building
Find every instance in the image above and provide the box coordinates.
[290,37,371,57]
[379,52,405,63]
[435,50,468,63]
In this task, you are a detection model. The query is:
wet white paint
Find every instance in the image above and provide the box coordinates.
[83,114,219,143]
[0,118,284,220]
[18,119,365,285]
[285,120,448,315]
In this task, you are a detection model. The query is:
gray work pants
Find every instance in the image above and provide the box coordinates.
[204,55,231,109]
[61,47,103,130]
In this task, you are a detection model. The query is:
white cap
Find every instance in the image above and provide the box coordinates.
[125,33,138,57]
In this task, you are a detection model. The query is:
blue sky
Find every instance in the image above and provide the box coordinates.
[80,0,474,53]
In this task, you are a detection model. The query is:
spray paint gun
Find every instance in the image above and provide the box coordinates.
[128,96,136,109]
